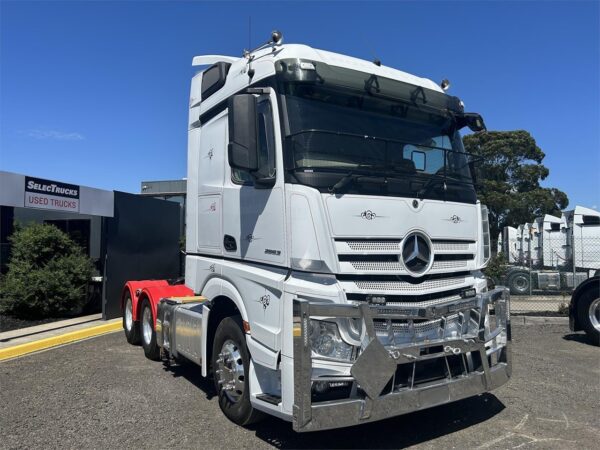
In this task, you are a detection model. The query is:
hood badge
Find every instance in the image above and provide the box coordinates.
[359,210,377,220]
[445,215,463,224]
[401,232,433,276]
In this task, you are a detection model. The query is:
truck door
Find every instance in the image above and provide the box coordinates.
[222,92,286,265]
[222,90,286,350]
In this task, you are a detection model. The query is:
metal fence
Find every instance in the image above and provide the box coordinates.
[501,235,600,314]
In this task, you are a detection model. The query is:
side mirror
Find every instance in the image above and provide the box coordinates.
[228,94,258,171]
[457,113,487,132]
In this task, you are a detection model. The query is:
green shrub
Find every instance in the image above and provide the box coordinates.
[0,223,94,319]
[483,252,509,285]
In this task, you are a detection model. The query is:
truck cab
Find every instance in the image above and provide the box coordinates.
[123,33,511,432]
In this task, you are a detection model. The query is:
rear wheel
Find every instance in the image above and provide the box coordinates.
[123,294,140,345]
[577,289,600,346]
[141,301,160,360]
[508,271,530,295]
[212,316,263,426]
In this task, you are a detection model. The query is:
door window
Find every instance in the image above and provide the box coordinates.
[232,98,276,185]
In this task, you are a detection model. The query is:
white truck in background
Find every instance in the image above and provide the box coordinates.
[502,206,600,295]
[122,31,511,432]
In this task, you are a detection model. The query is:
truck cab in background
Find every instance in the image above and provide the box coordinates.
[122,32,511,432]
[503,207,600,295]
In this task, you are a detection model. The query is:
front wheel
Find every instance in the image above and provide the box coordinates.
[577,289,600,346]
[212,316,263,426]
[141,301,160,360]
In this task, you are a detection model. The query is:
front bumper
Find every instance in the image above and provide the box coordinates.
[292,288,511,432]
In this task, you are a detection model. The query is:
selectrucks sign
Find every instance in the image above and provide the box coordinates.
[24,176,80,212]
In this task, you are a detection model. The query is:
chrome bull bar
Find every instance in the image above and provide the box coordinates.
[292,288,511,432]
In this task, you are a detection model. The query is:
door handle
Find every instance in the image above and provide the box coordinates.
[224,235,237,252]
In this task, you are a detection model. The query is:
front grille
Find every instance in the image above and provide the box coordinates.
[336,238,475,254]
[372,310,478,347]
[335,238,475,275]
[345,260,469,272]
[346,287,469,308]
[351,276,467,292]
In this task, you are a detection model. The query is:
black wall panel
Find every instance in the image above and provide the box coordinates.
[102,192,181,319]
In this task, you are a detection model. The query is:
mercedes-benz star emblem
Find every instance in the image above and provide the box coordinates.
[401,232,432,275]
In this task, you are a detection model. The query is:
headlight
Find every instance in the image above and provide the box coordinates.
[309,320,355,361]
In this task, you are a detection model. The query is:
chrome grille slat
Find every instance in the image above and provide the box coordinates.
[386,294,463,308]
[344,260,468,272]
[373,313,473,346]
[336,239,474,254]
[345,241,401,251]
[353,277,466,292]
[433,242,471,252]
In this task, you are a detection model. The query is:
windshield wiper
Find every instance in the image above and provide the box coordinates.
[328,165,388,194]
[330,171,356,193]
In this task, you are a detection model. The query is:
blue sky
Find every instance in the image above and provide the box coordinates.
[1,1,598,208]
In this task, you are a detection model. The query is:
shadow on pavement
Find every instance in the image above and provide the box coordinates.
[563,332,597,347]
[160,356,505,449]
[161,358,217,400]
[249,394,505,449]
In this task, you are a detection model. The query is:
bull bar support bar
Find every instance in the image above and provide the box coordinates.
[292,288,511,432]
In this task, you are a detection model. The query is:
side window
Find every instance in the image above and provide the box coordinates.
[231,98,276,185]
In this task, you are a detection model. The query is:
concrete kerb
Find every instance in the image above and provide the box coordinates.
[510,316,569,325]
[0,318,122,362]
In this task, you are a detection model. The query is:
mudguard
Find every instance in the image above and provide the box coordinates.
[122,280,194,325]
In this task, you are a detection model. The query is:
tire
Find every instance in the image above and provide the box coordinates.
[576,288,600,346]
[140,300,160,360]
[212,316,264,426]
[123,293,140,345]
[508,271,530,295]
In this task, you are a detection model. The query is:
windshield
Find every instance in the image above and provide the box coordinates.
[276,60,477,203]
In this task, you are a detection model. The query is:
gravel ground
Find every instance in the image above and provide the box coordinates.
[0,324,598,449]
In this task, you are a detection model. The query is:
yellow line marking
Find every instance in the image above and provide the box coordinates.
[0,320,122,362]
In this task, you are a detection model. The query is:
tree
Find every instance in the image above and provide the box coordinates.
[463,130,568,243]
[0,223,94,319]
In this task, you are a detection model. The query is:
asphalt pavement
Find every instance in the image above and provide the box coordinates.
[0,324,598,449]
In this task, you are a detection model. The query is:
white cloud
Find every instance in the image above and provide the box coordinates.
[23,129,85,141]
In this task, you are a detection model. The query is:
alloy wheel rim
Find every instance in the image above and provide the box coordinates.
[125,299,133,331]
[142,306,152,344]
[216,339,245,403]
[589,298,600,332]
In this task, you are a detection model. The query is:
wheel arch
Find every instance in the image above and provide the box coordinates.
[202,277,249,322]
[206,295,244,377]
[121,280,170,322]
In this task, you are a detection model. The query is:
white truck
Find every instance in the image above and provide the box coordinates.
[122,31,511,432]
[503,206,600,294]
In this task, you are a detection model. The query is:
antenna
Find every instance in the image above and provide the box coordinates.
[248,16,252,51]
[366,38,381,66]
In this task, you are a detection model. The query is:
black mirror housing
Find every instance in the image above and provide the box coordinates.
[456,112,487,132]
[228,94,259,171]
